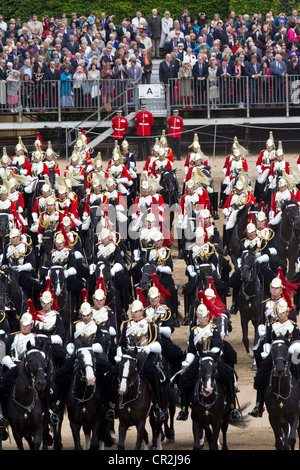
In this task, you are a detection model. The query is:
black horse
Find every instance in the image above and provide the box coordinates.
[273,200,300,280]
[238,248,264,359]
[0,213,9,255]
[117,348,151,450]
[48,266,73,339]
[159,168,179,229]
[6,344,47,450]
[65,338,107,450]
[190,350,231,450]
[264,337,300,450]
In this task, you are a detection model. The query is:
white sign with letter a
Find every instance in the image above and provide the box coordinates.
[138,84,161,99]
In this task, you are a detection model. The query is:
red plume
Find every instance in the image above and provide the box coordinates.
[96,276,106,295]
[198,290,222,320]
[248,212,255,224]
[260,201,266,213]
[36,132,43,150]
[152,273,171,299]
[282,287,295,315]
[58,224,70,247]
[277,267,300,297]
[136,287,147,307]
[82,288,88,302]
[207,276,226,311]
[40,278,59,310]
[80,128,91,143]
[27,299,45,322]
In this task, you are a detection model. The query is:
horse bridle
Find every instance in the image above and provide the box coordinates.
[195,357,218,410]
[270,340,293,401]
[118,353,145,409]
[12,349,46,417]
[72,347,96,404]
[279,203,300,246]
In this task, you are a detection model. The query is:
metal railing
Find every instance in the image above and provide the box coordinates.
[0,78,137,122]
[2,75,300,121]
[167,74,300,117]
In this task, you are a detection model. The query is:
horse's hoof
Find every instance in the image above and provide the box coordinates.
[247,350,254,358]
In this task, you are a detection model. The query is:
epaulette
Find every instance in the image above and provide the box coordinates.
[0,310,6,323]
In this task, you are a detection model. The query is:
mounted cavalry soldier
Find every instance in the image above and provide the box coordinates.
[222,177,256,254]
[184,134,208,177]
[82,177,109,232]
[269,177,296,228]
[115,299,165,421]
[56,183,80,228]
[41,230,84,311]
[186,225,218,278]
[24,142,50,195]
[176,294,240,422]
[268,141,291,189]
[249,298,300,419]
[89,226,131,310]
[31,182,52,232]
[33,281,65,355]
[85,152,108,195]
[2,227,42,300]
[254,131,276,202]
[0,148,17,183]
[144,285,183,374]
[11,136,31,177]
[107,146,133,198]
[44,141,60,190]
[37,196,64,243]
[91,280,117,347]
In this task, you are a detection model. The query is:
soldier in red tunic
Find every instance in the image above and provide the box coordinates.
[135,104,154,161]
[111,109,128,147]
[167,109,184,161]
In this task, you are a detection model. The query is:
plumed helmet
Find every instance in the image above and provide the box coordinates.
[131,299,144,312]
[148,286,160,299]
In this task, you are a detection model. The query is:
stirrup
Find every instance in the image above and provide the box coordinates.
[230,408,241,421]
[248,405,264,418]
[176,409,188,421]
[155,408,165,422]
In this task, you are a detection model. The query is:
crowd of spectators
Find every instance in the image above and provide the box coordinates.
[0,8,300,112]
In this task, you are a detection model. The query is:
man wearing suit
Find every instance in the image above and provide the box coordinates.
[183,35,195,51]
[147,9,162,58]
[44,60,60,108]
[244,54,261,104]
[217,58,232,104]
[159,53,173,84]
[117,20,134,41]
[128,57,143,84]
[192,55,208,105]
[113,57,129,106]
[164,35,183,54]
[270,54,287,103]
[65,34,80,54]
[199,26,214,48]
[212,21,229,47]
[159,53,179,105]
